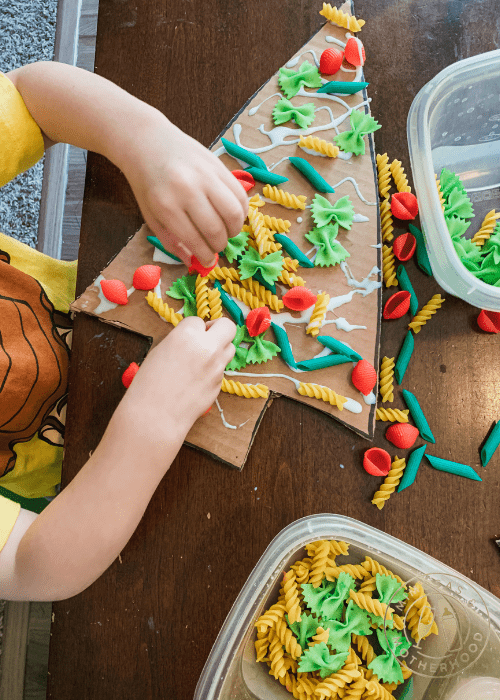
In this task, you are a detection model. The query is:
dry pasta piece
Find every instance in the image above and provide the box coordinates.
[314,666,361,699]
[207,265,240,283]
[248,193,265,209]
[325,563,369,580]
[306,539,349,558]
[319,2,365,31]
[309,626,330,647]
[146,291,183,326]
[283,256,299,272]
[298,382,347,410]
[376,153,391,199]
[207,287,223,319]
[261,214,292,232]
[247,237,282,254]
[371,455,407,510]
[404,582,438,642]
[268,629,287,679]
[379,198,394,243]
[389,159,411,193]
[255,628,271,662]
[471,209,500,246]
[349,589,394,621]
[240,277,284,311]
[222,278,266,310]
[275,618,302,659]
[263,184,307,210]
[361,556,406,587]
[435,175,445,211]
[379,356,395,403]
[278,269,306,287]
[376,408,409,422]
[364,679,397,699]
[221,378,269,399]
[255,601,287,634]
[308,539,330,587]
[299,134,339,158]
[283,570,302,624]
[195,274,210,319]
[306,292,329,336]
[344,670,367,700]
[382,244,398,287]
[408,294,444,333]
[296,675,320,697]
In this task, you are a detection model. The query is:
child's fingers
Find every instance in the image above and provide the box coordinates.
[212,158,250,212]
[165,210,217,268]
[207,187,247,241]
[185,197,229,256]
[206,316,237,345]
[148,218,192,265]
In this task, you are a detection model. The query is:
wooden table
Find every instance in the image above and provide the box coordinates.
[47,1,500,697]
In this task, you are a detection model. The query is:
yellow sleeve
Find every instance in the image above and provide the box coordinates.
[0,72,44,188]
[0,495,21,553]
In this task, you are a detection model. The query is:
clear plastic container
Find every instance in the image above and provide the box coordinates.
[195,515,500,700]
[407,50,500,311]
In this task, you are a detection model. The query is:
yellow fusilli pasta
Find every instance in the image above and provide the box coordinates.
[254,629,271,662]
[222,279,266,310]
[319,3,365,31]
[255,601,287,634]
[275,619,302,659]
[221,378,269,399]
[376,153,391,199]
[207,265,240,283]
[315,666,361,700]
[283,257,299,272]
[248,193,265,209]
[389,159,411,193]
[325,563,369,581]
[309,626,329,647]
[364,679,397,700]
[408,294,445,333]
[379,198,394,243]
[344,671,367,700]
[207,287,223,319]
[471,209,500,246]
[278,269,306,287]
[146,292,183,326]
[371,456,406,510]
[268,630,287,679]
[283,570,302,624]
[195,274,210,319]
[379,356,395,403]
[375,408,409,422]
[308,539,330,587]
[435,175,445,211]
[240,277,284,311]
[263,184,307,210]
[299,134,339,158]
[349,589,394,621]
[404,582,438,642]
[261,214,291,232]
[382,244,397,287]
[298,382,347,410]
[361,556,406,587]
[306,292,329,336]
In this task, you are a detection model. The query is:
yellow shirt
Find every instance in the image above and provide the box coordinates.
[0,73,77,547]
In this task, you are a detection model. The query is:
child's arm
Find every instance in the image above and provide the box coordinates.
[7,62,248,267]
[0,317,236,601]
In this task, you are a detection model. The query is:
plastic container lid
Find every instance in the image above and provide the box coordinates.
[195,515,500,700]
[408,50,500,311]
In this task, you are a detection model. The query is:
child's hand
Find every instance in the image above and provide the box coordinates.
[120,112,249,267]
[120,316,236,437]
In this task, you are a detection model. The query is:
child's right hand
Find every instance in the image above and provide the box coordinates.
[119,316,236,438]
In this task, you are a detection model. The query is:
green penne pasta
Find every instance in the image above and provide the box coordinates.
[316,335,362,362]
[274,233,315,268]
[425,454,482,482]
[480,420,500,467]
[221,137,268,170]
[402,389,435,443]
[214,280,245,326]
[394,332,414,385]
[398,444,427,492]
[408,224,433,277]
[271,323,297,369]
[244,167,288,186]
[396,265,419,316]
[289,157,335,194]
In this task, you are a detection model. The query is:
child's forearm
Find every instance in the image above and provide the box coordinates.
[8,61,160,172]
[14,405,188,601]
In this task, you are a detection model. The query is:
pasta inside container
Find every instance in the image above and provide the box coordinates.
[194,516,500,700]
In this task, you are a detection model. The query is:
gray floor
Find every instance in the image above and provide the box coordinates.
[0,3,97,698]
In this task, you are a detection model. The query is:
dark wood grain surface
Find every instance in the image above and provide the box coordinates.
[47,1,500,698]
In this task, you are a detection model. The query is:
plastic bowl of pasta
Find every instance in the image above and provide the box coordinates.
[194,514,500,700]
[407,50,500,311]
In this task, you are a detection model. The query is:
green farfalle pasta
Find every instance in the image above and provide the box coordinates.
[334,108,381,156]
[246,333,280,365]
[238,247,284,285]
[166,274,197,316]
[305,224,350,267]
[272,97,316,129]
[445,215,471,240]
[368,629,411,684]
[322,600,371,653]
[297,642,349,678]
[278,60,322,99]
[440,167,468,199]
[224,231,249,263]
[310,194,354,229]
[444,186,474,220]
[287,611,319,649]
